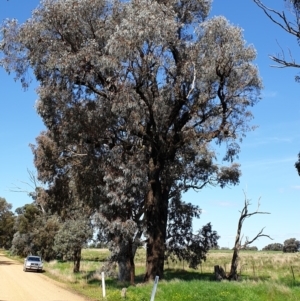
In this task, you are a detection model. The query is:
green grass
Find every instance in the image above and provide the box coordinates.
[3,248,300,301]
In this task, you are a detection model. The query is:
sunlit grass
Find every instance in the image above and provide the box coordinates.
[3,248,300,300]
[40,249,300,300]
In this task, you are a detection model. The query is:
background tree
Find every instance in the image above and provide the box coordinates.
[12,203,42,257]
[283,238,300,252]
[165,195,219,269]
[1,0,262,281]
[0,197,15,249]
[53,211,93,273]
[243,246,258,251]
[254,0,300,175]
[11,203,60,260]
[32,214,61,261]
[10,169,47,214]
[262,242,283,251]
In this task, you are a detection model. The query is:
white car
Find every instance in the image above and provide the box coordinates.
[23,256,43,272]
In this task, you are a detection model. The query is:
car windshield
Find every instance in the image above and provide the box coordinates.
[28,257,41,262]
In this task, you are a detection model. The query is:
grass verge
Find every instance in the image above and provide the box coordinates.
[2,248,300,301]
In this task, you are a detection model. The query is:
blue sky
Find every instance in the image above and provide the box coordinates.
[0,0,299,250]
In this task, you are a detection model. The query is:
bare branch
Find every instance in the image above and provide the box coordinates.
[242,227,273,248]
[269,55,300,68]
[225,191,272,280]
[254,0,300,37]
[9,170,46,214]
[254,0,300,68]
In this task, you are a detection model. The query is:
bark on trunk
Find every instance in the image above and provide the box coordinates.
[143,174,169,282]
[228,247,239,280]
[118,240,135,284]
[214,265,226,281]
[73,248,81,273]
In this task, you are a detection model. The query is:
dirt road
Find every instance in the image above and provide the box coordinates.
[0,253,89,301]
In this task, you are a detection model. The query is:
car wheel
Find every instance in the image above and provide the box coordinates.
[23,267,27,272]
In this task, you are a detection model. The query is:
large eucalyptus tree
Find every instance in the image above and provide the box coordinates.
[1,0,262,280]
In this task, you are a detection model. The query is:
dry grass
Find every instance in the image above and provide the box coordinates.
[42,249,300,288]
[21,249,300,301]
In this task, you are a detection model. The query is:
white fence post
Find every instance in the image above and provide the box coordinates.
[150,276,159,301]
[101,272,106,298]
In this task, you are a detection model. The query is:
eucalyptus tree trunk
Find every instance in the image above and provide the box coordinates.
[228,207,243,280]
[226,197,271,281]
[228,247,240,280]
[73,248,81,273]
[143,162,169,281]
[118,239,135,284]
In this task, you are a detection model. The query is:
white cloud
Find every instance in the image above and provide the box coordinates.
[261,91,278,98]
[243,156,297,168]
[246,136,293,148]
[216,201,236,207]
[291,185,300,190]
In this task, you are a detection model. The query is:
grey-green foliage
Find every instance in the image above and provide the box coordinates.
[0,0,262,280]
[283,238,300,253]
[0,197,15,249]
[11,203,61,260]
[166,195,219,269]
[53,215,93,272]
[11,203,42,257]
[262,243,283,251]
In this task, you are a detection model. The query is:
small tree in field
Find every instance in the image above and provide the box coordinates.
[215,193,272,281]
[228,196,272,280]
[53,213,93,273]
[283,238,300,253]
[262,243,283,251]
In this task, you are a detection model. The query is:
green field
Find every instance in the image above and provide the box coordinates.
[6,249,300,300]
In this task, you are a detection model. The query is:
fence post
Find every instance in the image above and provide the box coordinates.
[291,266,295,285]
[101,272,106,298]
[150,276,159,301]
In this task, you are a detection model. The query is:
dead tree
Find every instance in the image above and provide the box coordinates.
[253,0,300,69]
[10,169,46,214]
[215,192,272,281]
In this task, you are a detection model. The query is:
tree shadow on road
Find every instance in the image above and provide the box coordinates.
[0,260,18,265]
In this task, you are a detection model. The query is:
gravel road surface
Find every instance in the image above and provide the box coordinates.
[0,253,89,301]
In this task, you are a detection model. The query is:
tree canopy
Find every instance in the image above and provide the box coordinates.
[283,238,300,252]
[1,0,262,280]
[262,243,283,251]
[0,197,15,249]
[11,203,60,260]
[53,213,93,272]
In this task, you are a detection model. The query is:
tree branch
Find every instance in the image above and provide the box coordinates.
[242,227,273,249]
[254,0,300,68]
[254,0,300,37]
